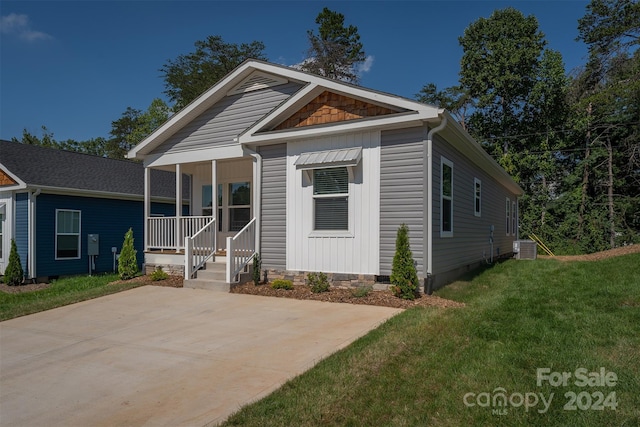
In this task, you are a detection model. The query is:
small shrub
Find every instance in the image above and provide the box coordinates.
[352,285,372,298]
[270,279,293,290]
[390,224,419,300]
[307,272,330,293]
[118,228,138,280]
[252,253,262,285]
[150,266,169,281]
[3,239,24,286]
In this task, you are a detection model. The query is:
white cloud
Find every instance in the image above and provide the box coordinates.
[357,55,375,74]
[1,13,52,41]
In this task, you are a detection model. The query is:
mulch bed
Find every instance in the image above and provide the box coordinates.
[539,244,640,262]
[230,282,465,309]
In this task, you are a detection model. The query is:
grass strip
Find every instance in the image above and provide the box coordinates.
[222,254,640,426]
[0,274,144,321]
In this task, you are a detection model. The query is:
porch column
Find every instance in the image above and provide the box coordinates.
[211,160,217,249]
[144,167,150,251]
[175,163,182,251]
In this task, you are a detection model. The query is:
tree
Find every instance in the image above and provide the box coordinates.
[300,7,366,83]
[390,224,419,300]
[3,239,24,286]
[108,98,170,158]
[118,228,138,280]
[459,7,546,158]
[160,35,267,109]
[416,83,472,130]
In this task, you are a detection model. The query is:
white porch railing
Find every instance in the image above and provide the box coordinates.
[184,218,216,280]
[147,216,213,250]
[226,218,257,283]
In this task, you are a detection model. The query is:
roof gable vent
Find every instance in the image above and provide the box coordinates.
[228,71,288,95]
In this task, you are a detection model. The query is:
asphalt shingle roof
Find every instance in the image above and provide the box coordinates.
[0,140,185,199]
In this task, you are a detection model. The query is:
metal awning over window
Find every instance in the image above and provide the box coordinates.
[294,147,362,170]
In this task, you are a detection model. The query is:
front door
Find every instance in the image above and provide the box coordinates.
[202,181,252,251]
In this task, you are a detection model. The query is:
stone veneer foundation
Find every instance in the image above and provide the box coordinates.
[263,269,390,290]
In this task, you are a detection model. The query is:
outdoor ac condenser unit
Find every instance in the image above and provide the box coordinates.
[513,240,537,260]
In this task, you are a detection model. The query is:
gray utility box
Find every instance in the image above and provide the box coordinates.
[88,234,99,256]
[513,240,537,260]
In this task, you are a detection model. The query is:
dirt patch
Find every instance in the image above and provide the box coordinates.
[230,282,465,309]
[539,244,640,262]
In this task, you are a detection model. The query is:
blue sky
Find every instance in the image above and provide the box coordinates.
[1,1,589,143]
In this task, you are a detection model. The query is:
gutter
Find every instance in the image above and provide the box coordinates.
[425,114,447,295]
[28,188,42,280]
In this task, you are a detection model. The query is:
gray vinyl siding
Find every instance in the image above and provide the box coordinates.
[431,134,518,275]
[259,143,287,270]
[153,82,303,155]
[379,126,425,277]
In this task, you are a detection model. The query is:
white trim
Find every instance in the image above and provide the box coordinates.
[474,177,482,217]
[0,164,27,191]
[506,198,511,236]
[512,201,517,237]
[55,209,81,260]
[440,157,453,238]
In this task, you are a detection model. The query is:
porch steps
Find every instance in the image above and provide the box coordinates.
[183,258,229,292]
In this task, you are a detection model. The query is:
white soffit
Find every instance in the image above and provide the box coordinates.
[294,147,363,170]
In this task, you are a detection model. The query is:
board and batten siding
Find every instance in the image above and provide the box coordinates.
[259,143,287,270]
[152,82,303,156]
[379,126,426,277]
[431,134,518,276]
[287,131,380,275]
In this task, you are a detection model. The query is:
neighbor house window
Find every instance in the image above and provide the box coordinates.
[506,198,511,235]
[229,182,251,232]
[474,178,482,217]
[512,201,517,237]
[313,167,348,230]
[202,185,213,216]
[56,209,80,259]
[440,157,453,237]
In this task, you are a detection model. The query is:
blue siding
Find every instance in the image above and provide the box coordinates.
[15,192,29,275]
[35,194,175,277]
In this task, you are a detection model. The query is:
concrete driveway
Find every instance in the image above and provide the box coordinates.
[0,286,401,426]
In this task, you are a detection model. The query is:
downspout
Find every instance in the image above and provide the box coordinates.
[425,114,447,295]
[28,188,42,281]
[243,145,262,254]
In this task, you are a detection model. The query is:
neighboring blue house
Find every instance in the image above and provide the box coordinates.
[0,140,186,281]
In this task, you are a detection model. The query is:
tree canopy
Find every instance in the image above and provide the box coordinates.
[299,7,366,84]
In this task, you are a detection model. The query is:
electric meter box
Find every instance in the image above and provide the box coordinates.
[88,234,99,256]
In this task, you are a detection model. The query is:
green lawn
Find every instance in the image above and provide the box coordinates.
[222,254,640,426]
[0,274,144,321]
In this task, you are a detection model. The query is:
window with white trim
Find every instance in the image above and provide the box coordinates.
[506,198,511,235]
[441,157,453,237]
[56,209,80,259]
[313,167,349,231]
[474,178,482,217]
[512,201,517,237]
[228,182,251,232]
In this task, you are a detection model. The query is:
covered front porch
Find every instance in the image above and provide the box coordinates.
[143,154,260,283]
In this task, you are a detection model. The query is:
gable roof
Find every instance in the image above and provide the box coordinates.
[0,140,185,200]
[128,59,442,159]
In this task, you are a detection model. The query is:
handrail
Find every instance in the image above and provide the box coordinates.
[226,218,257,283]
[185,218,216,279]
[529,233,555,256]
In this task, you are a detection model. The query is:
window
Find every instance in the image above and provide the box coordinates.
[474,178,482,217]
[202,184,223,232]
[228,182,251,232]
[313,167,348,230]
[512,201,517,237]
[441,157,453,237]
[506,198,511,235]
[56,209,80,259]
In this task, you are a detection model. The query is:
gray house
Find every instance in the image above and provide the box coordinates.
[0,140,184,280]
[128,60,523,291]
